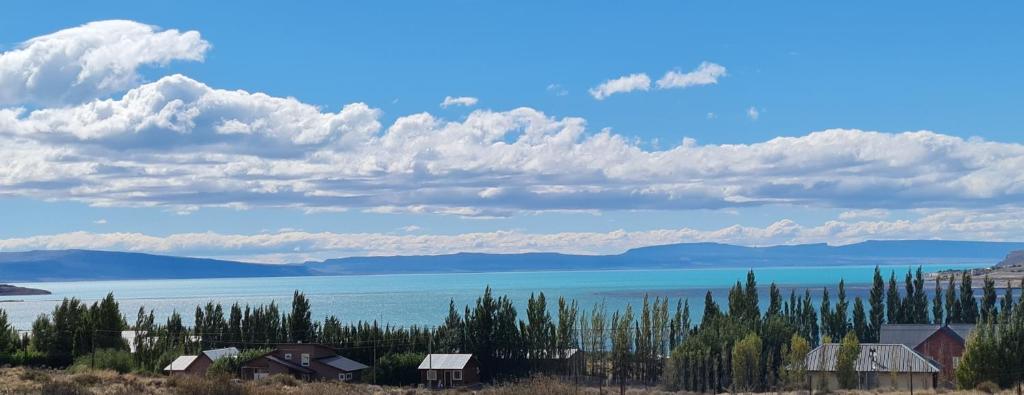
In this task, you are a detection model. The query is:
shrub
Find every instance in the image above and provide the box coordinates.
[70,349,134,373]
[19,368,53,383]
[374,352,425,386]
[976,380,1001,394]
[40,380,92,395]
[263,373,300,386]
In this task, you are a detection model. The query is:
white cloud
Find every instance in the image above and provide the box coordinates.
[0,20,209,106]
[546,83,568,96]
[706,112,717,119]
[3,209,1023,262]
[4,22,1024,217]
[838,209,890,220]
[400,225,422,233]
[93,219,108,224]
[747,106,760,120]
[589,73,651,100]
[656,62,727,89]
[440,96,478,108]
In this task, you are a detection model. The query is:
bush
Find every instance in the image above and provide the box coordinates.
[40,380,92,395]
[169,374,249,395]
[374,352,424,386]
[19,368,53,383]
[976,380,1001,394]
[70,349,134,373]
[263,373,300,386]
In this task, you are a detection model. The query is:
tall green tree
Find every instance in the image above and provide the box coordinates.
[960,272,979,324]
[288,291,313,343]
[946,275,961,323]
[833,280,849,339]
[887,271,902,324]
[913,267,929,323]
[932,278,944,324]
[980,276,998,321]
[852,297,868,342]
[868,266,886,342]
[781,334,810,390]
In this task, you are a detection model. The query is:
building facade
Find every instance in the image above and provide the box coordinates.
[805,343,939,392]
[418,354,480,388]
[239,343,368,382]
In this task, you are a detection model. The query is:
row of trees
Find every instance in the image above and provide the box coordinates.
[0,267,1015,390]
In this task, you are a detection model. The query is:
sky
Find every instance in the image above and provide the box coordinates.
[1,1,1023,263]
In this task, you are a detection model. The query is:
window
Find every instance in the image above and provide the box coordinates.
[284,353,292,360]
[426,370,437,380]
[953,356,960,368]
[301,353,310,367]
[452,370,463,381]
[345,373,353,381]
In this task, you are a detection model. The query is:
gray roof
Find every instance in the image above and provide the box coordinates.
[202,347,240,361]
[805,343,939,373]
[319,355,369,372]
[419,354,473,370]
[880,324,976,348]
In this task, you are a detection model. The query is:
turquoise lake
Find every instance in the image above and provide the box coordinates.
[1,263,979,330]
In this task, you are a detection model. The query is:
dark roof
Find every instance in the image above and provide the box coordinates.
[880,324,975,348]
[265,355,315,374]
[318,355,369,372]
[805,343,939,373]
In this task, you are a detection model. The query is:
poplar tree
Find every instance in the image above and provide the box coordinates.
[868,266,885,342]
[887,271,902,324]
[946,275,961,323]
[980,276,998,321]
[834,280,849,339]
[913,267,929,323]
[960,272,979,324]
[852,297,868,342]
[932,278,944,324]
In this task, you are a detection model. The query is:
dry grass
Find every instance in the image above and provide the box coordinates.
[3,369,1022,395]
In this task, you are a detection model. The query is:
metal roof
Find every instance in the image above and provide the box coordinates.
[880,324,975,348]
[163,355,198,371]
[319,355,369,372]
[880,324,943,347]
[805,343,939,373]
[418,354,473,370]
[202,347,240,361]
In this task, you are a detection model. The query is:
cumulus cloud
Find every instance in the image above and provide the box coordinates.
[0,20,209,106]
[4,22,1024,217]
[440,96,478,108]
[3,209,1023,262]
[656,62,727,89]
[589,73,651,100]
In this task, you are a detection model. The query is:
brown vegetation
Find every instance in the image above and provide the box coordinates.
[2,368,1020,395]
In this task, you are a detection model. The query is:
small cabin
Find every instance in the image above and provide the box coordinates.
[418,354,480,388]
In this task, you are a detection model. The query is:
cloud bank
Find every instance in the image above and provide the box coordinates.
[3,209,1022,262]
[2,22,1024,220]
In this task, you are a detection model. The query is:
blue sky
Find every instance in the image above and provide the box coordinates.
[1,1,1023,262]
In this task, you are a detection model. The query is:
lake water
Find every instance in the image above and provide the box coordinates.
[1,264,979,330]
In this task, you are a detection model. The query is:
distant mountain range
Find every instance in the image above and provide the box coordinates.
[3,240,1024,282]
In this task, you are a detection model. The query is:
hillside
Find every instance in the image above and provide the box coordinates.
[2,240,1023,282]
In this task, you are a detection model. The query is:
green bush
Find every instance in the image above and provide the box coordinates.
[70,349,135,373]
[374,352,425,386]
